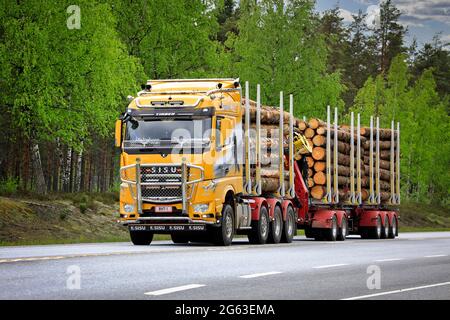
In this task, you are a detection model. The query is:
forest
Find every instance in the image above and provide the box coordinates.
[0,0,449,205]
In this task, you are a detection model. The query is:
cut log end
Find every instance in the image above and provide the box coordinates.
[311,186,326,200]
[312,147,326,161]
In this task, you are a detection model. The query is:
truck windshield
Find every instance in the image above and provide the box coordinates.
[124,118,212,151]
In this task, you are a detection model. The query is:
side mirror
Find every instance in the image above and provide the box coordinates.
[115,120,122,148]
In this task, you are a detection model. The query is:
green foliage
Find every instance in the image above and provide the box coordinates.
[112,0,224,79]
[351,54,449,204]
[0,177,19,195]
[0,0,448,205]
[79,203,87,214]
[229,0,344,118]
[0,0,144,149]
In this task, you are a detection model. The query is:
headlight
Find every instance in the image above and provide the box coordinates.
[124,204,135,213]
[193,203,209,213]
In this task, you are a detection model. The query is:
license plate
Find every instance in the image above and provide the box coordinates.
[129,225,206,232]
[155,206,172,213]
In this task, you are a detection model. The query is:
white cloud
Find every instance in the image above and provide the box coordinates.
[338,8,355,22]
[366,4,381,29]
[391,0,450,25]
[354,0,376,4]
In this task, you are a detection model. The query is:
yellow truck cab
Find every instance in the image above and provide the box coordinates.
[116,78,253,245]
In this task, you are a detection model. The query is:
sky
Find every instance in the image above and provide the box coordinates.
[315,0,450,47]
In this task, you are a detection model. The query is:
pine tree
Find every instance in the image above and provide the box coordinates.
[412,35,450,101]
[375,0,406,74]
[343,10,377,107]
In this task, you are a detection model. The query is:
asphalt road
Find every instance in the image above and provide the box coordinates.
[0,232,449,300]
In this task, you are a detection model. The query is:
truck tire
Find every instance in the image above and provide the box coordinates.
[305,226,315,239]
[213,204,234,246]
[281,206,296,243]
[337,216,348,241]
[171,234,189,244]
[368,215,382,239]
[248,206,269,245]
[388,217,397,239]
[130,230,153,245]
[381,216,389,239]
[267,206,282,244]
[324,215,338,241]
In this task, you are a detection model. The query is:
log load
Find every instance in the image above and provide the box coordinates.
[360,127,398,140]
[244,99,397,201]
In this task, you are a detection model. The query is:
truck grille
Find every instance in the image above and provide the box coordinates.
[141,185,182,199]
[140,166,191,203]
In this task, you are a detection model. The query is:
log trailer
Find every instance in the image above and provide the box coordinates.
[115,78,400,245]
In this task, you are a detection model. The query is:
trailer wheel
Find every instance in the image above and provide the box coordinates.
[213,204,234,246]
[130,230,153,246]
[268,206,282,244]
[388,217,397,239]
[381,216,389,239]
[171,234,189,244]
[337,216,348,241]
[281,206,296,243]
[248,206,269,244]
[324,215,338,241]
[369,215,382,239]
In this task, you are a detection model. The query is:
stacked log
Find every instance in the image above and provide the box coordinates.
[243,99,397,202]
[298,118,397,201]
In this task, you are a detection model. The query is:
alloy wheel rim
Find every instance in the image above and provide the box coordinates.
[332,219,337,238]
[377,217,381,236]
[342,220,347,237]
[288,214,294,236]
[225,214,233,238]
[261,214,268,237]
[275,214,281,236]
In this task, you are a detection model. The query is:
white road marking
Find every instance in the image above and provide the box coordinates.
[374,258,403,262]
[424,254,447,258]
[313,263,350,269]
[240,271,282,279]
[342,282,450,300]
[144,284,206,296]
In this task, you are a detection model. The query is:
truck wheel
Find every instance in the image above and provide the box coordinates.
[281,206,296,243]
[381,216,389,239]
[248,206,269,244]
[130,231,153,245]
[171,234,189,244]
[213,204,234,246]
[337,216,348,241]
[369,215,382,239]
[388,217,397,239]
[268,206,282,244]
[305,226,314,239]
[324,215,338,241]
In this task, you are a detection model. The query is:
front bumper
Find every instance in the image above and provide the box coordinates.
[124,216,219,234]
[120,159,204,214]
[120,216,217,226]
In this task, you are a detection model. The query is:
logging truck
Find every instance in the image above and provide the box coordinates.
[115,78,400,245]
